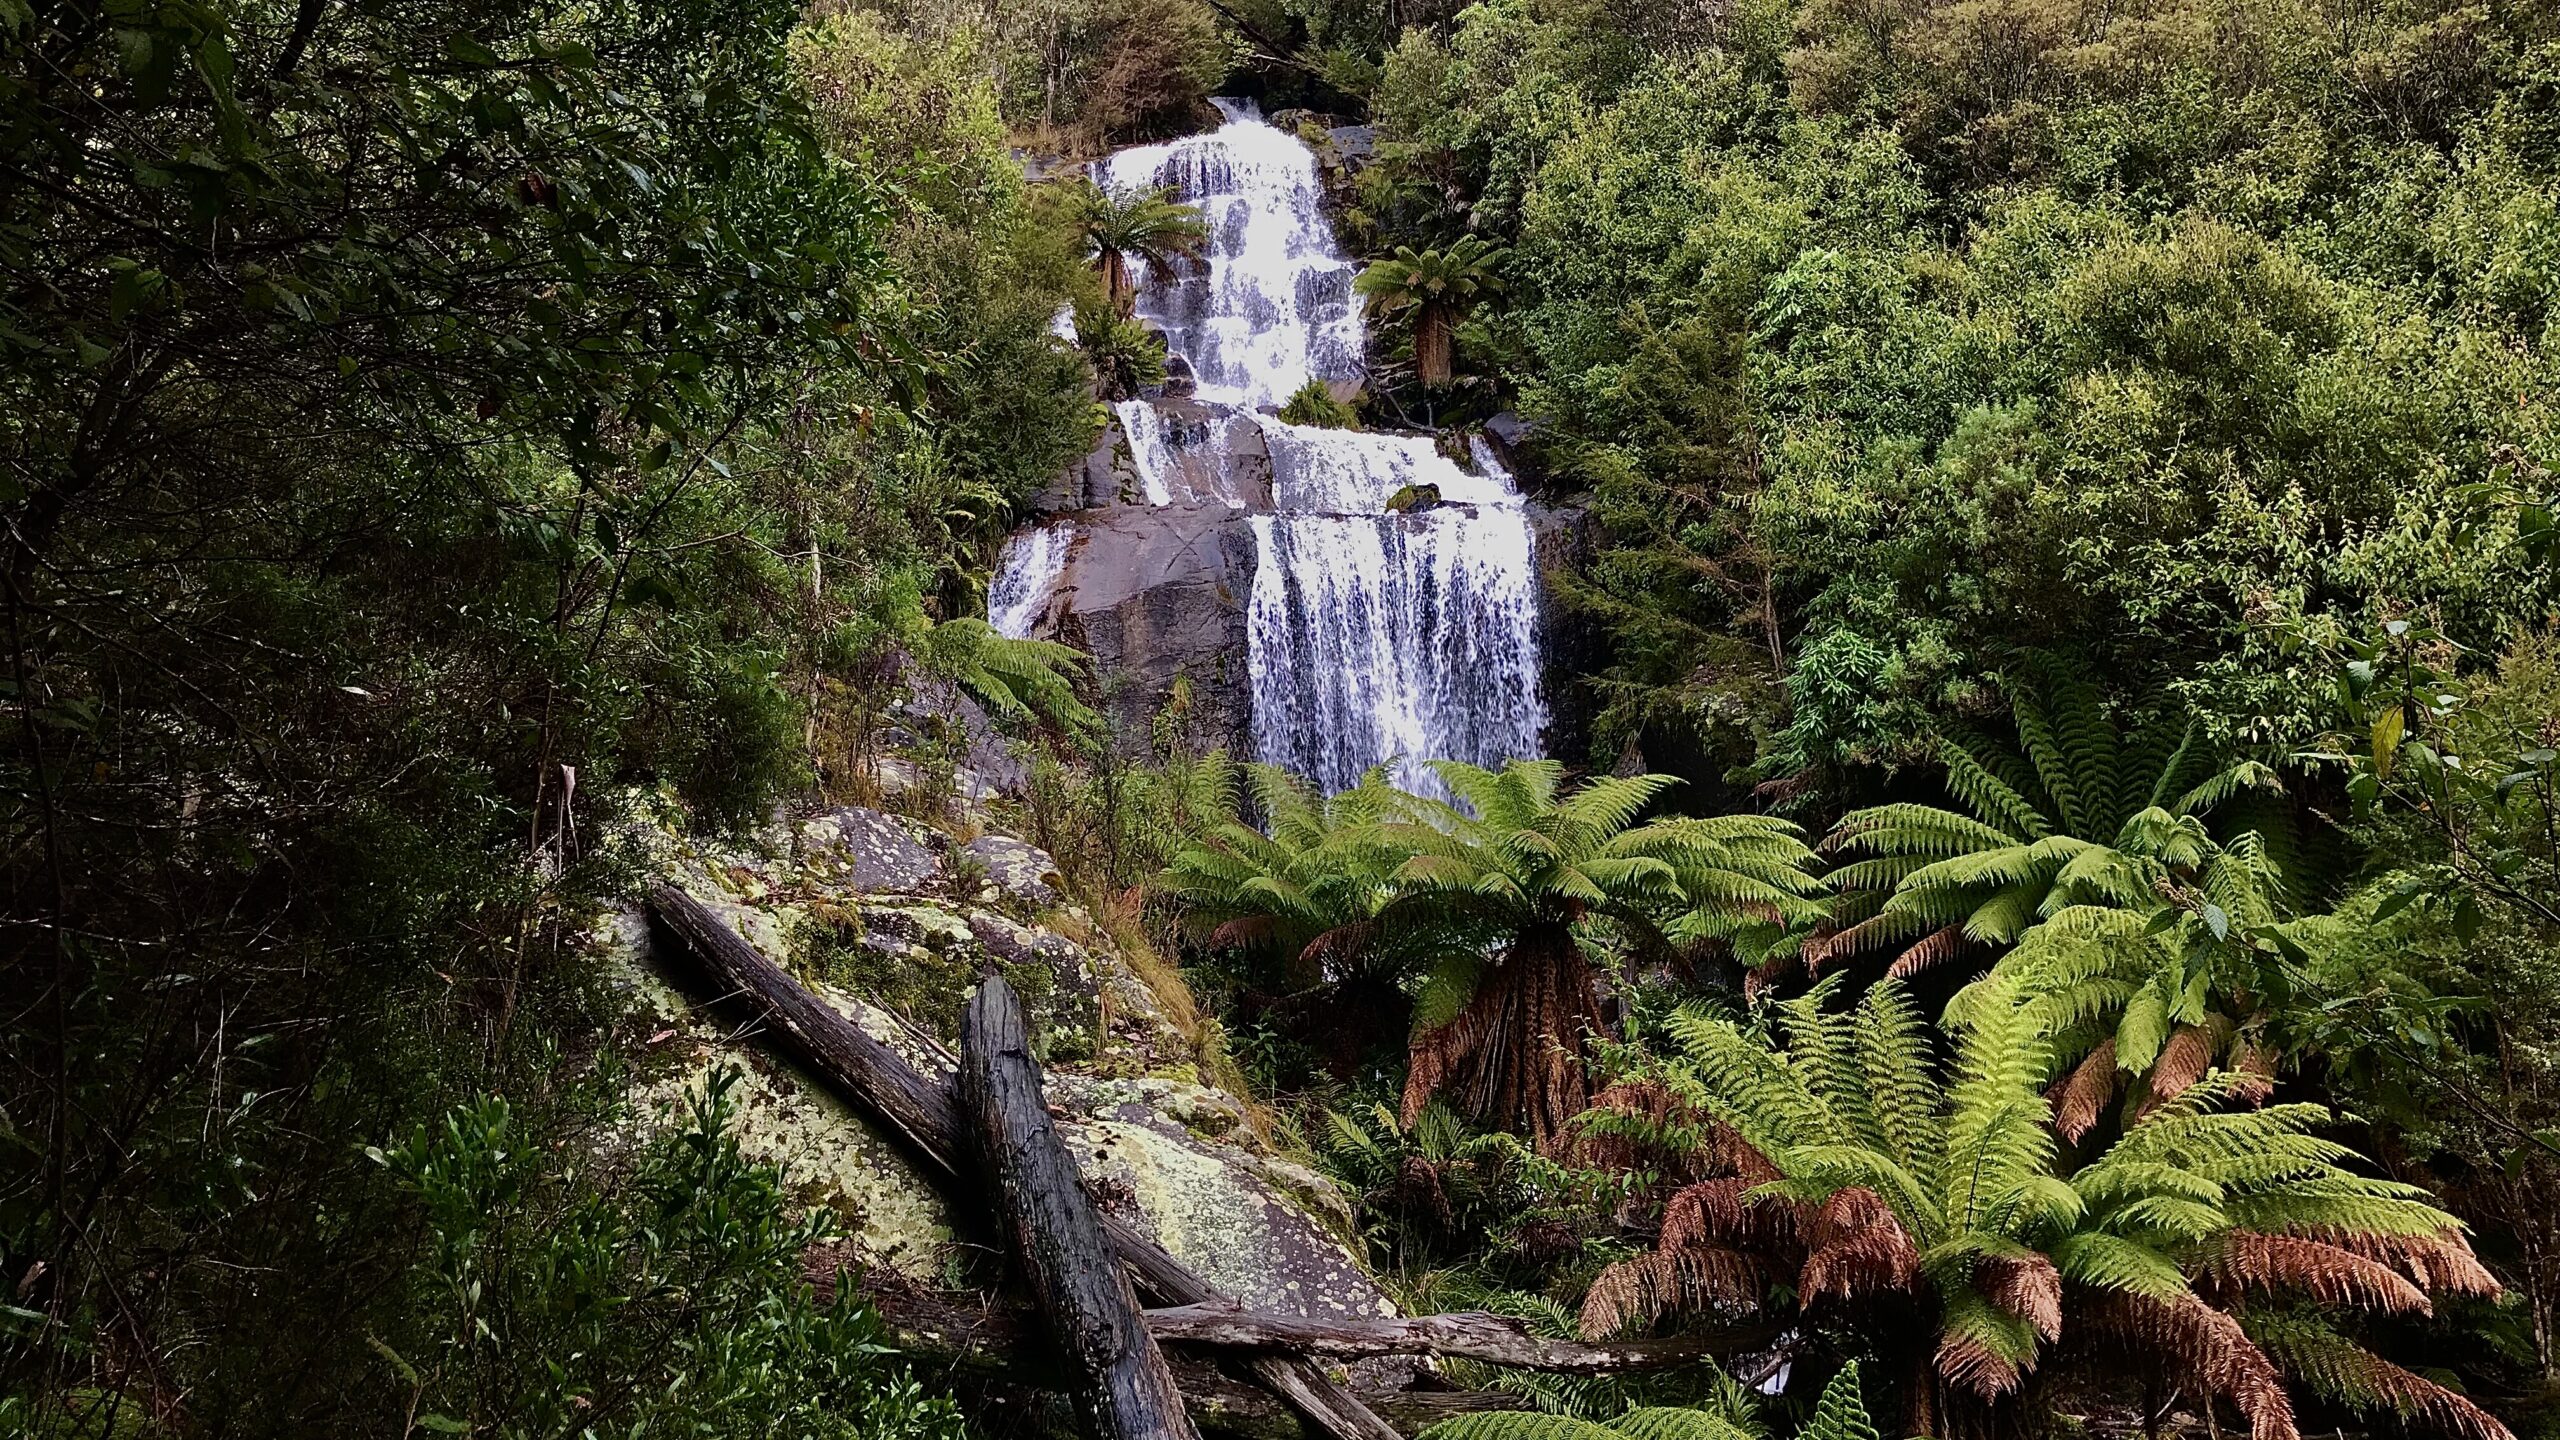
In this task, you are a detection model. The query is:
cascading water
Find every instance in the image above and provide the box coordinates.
[988,521,1074,639]
[1100,100,1364,409]
[1045,100,1546,794]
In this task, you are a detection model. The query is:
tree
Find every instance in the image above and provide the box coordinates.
[1355,236,1507,389]
[1160,765,1408,991]
[1577,978,2506,1440]
[1812,669,2284,981]
[1356,760,1822,1148]
[1053,179,1208,313]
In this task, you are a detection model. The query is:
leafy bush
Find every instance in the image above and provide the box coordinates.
[368,1070,967,1440]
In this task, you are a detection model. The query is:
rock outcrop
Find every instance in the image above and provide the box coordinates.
[600,800,1403,1358]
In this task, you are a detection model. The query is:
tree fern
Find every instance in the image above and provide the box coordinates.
[1811,670,2286,984]
[1576,981,2499,1439]
[1195,757,1827,1146]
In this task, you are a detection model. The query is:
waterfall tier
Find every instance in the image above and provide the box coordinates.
[992,102,1547,796]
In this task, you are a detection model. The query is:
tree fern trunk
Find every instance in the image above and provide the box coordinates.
[1404,923,1599,1150]
[1415,305,1454,389]
[1103,249,1135,314]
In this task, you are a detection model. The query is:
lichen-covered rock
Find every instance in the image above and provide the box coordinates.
[799,806,940,893]
[1053,1096,1390,1319]
[606,805,1397,1343]
[960,834,1062,907]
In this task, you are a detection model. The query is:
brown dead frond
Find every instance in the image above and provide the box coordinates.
[1980,1253,2064,1340]
[2137,1024,2217,1118]
[2201,1232,2432,1316]
[2086,1291,2298,1440]
[2049,1037,2121,1142]
[1798,1187,1919,1305]
[1662,1177,1800,1252]
[1796,924,1841,977]
[1573,1077,1694,1165]
[2227,1035,2278,1107]
[1578,1245,1763,1339]
[2260,1326,2514,1440]
[2298,1227,2502,1301]
[1404,946,1603,1151]
[1886,923,1970,979]
[1936,1329,2026,1399]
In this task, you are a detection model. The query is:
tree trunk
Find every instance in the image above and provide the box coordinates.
[1103,249,1135,314]
[1400,923,1600,1151]
[1414,306,1453,389]
[963,974,1198,1440]
[646,885,1399,1440]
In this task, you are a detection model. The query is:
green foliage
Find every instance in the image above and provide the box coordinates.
[1049,178,1210,312]
[1164,758,1822,1142]
[1588,976,2492,1433]
[0,0,1092,1424]
[1364,0,2560,777]
[1815,667,2286,976]
[1413,1361,1870,1440]
[1280,378,1365,428]
[368,1070,967,1439]
[1357,235,1509,389]
[1075,301,1172,400]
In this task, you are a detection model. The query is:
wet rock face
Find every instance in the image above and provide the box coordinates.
[1055,502,1257,756]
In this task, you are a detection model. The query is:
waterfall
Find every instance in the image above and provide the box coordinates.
[1099,100,1362,409]
[989,522,1074,639]
[1079,101,1548,794]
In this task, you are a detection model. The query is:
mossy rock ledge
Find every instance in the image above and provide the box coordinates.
[598,801,1401,1338]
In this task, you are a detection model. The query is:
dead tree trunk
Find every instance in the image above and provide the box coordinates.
[963,975,1199,1440]
[646,883,959,1171]
[645,885,1397,1440]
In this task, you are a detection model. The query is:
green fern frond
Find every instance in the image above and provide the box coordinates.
[1802,1362,1880,1440]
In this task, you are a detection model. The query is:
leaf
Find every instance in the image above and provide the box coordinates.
[2370,706,2405,779]
[417,1415,470,1434]
[2200,903,2229,942]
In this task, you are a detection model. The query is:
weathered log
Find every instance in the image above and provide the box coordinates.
[964,974,1200,1440]
[646,882,960,1171]
[646,885,1399,1440]
[822,1260,1532,1440]
[1144,1302,1755,1374]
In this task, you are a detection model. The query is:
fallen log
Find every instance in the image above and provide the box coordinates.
[964,974,1200,1440]
[646,884,1400,1440]
[646,881,960,1171]
[819,1261,1533,1440]
[1143,1302,1756,1375]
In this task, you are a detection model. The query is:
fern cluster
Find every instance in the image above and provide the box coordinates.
[1580,978,2503,1440]
[1810,666,2282,983]
[1161,758,1824,1145]
[1417,1361,1875,1440]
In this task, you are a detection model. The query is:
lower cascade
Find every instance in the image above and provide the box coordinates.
[993,99,1546,793]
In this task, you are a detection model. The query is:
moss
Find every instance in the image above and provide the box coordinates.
[790,906,1087,1058]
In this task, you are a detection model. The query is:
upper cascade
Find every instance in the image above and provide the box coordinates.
[994,101,1548,797]
[1096,99,1363,410]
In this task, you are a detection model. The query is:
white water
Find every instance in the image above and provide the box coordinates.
[988,522,1074,639]
[1099,100,1363,409]
[1084,101,1549,795]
